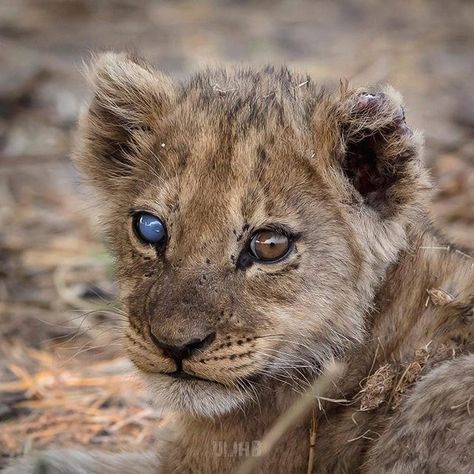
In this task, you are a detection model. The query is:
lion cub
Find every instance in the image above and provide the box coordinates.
[8,53,473,473]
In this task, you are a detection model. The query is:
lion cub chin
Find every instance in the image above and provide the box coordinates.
[7,53,473,474]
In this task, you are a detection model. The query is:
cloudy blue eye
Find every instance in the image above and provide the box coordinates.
[133,212,167,245]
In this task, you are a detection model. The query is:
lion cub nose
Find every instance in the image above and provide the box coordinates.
[149,330,216,361]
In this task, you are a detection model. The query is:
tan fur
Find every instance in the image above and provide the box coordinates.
[7,53,473,473]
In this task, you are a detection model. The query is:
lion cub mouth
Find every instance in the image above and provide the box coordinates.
[167,369,212,383]
[126,325,271,388]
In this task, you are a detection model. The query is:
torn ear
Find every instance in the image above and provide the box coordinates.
[315,86,429,218]
[74,52,176,191]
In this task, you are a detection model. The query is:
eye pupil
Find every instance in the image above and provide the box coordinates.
[250,230,290,262]
[134,212,166,245]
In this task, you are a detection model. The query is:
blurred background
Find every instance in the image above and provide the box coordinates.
[0,0,473,466]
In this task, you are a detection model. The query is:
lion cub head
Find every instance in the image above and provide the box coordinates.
[75,53,429,417]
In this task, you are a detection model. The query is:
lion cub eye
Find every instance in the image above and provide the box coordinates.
[133,212,167,245]
[249,230,291,262]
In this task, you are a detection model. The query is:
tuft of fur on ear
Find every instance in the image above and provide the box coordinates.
[314,84,430,220]
[73,52,176,192]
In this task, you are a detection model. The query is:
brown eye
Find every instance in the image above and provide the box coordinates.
[249,230,291,262]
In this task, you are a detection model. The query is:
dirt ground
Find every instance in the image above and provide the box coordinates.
[0,0,473,467]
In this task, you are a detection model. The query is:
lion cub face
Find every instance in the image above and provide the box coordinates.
[75,53,428,416]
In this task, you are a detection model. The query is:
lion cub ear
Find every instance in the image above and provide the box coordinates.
[74,52,176,191]
[314,86,430,219]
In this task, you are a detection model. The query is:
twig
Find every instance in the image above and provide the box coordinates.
[236,362,344,474]
[307,406,318,474]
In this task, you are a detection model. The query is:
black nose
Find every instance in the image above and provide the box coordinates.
[149,330,216,361]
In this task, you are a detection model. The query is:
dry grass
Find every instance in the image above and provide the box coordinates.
[0,345,169,462]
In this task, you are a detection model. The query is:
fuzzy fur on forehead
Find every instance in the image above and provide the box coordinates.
[177,65,319,130]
